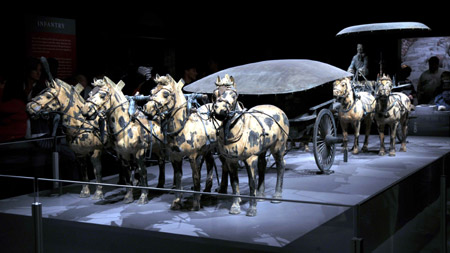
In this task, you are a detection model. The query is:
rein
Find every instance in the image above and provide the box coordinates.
[32,86,105,143]
[376,93,408,117]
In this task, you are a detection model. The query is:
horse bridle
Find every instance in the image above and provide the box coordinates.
[150,86,178,119]
[212,85,239,119]
[85,86,115,119]
[30,85,64,116]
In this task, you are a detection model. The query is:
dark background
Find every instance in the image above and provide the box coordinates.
[0,4,447,87]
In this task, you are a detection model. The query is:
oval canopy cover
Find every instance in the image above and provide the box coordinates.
[336,22,430,36]
[183,59,352,95]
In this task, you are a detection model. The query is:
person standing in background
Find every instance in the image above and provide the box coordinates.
[417,56,445,104]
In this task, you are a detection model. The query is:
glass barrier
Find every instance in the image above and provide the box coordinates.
[0,136,448,252]
[0,175,355,252]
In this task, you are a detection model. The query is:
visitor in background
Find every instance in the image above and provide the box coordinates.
[417,56,445,104]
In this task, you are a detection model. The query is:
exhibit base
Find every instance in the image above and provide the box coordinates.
[0,135,449,252]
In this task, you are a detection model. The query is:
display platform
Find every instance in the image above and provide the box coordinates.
[0,135,449,252]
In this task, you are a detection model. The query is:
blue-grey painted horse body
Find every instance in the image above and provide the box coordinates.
[142,74,220,211]
[26,79,106,199]
[375,75,411,156]
[212,74,290,216]
[82,77,164,204]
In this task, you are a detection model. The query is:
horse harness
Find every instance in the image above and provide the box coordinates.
[212,86,290,148]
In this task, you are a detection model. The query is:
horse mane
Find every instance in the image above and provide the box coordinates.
[55,78,85,103]
[93,76,127,103]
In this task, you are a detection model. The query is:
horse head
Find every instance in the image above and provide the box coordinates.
[376,74,393,98]
[212,74,238,121]
[333,77,352,99]
[143,74,183,119]
[81,78,113,120]
[26,79,80,119]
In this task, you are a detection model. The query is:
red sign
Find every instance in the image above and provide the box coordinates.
[27,16,76,79]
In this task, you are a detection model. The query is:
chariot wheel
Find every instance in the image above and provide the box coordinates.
[313,109,338,172]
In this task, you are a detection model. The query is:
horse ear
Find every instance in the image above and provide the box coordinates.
[166,74,173,81]
[46,80,56,88]
[155,73,160,80]
[176,79,185,90]
[230,76,236,88]
[216,76,221,85]
[104,76,116,87]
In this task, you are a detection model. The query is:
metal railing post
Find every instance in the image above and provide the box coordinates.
[32,202,43,253]
[441,156,447,253]
[32,177,43,253]
[352,204,363,253]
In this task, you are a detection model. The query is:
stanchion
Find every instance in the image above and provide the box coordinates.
[352,204,363,253]
[51,115,61,192]
[32,202,43,253]
[32,176,43,253]
[441,156,447,253]
[52,151,59,190]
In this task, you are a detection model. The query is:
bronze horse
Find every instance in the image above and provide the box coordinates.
[333,77,376,154]
[142,74,221,211]
[212,74,290,216]
[374,74,411,156]
[81,77,165,204]
[26,78,106,199]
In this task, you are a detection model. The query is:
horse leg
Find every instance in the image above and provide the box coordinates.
[256,152,267,200]
[377,122,386,156]
[189,155,202,211]
[121,159,134,204]
[78,156,90,198]
[271,150,285,203]
[362,116,372,152]
[218,155,229,193]
[203,151,214,192]
[341,121,349,151]
[389,122,398,156]
[400,114,409,152]
[352,120,361,154]
[157,153,166,188]
[91,149,104,200]
[244,156,258,217]
[137,151,149,205]
[170,159,183,210]
[229,161,241,215]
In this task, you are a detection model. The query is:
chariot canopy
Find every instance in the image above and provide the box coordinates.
[183,59,352,95]
[336,22,430,36]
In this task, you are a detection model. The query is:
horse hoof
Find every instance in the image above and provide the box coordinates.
[79,192,90,198]
[218,187,228,194]
[361,147,368,153]
[256,192,266,202]
[271,194,282,204]
[123,197,134,204]
[389,152,396,157]
[191,205,200,211]
[246,208,257,217]
[92,191,104,200]
[171,201,182,210]
[378,151,385,156]
[80,186,90,198]
[400,147,407,152]
[123,191,134,204]
[137,195,148,205]
[229,205,241,215]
